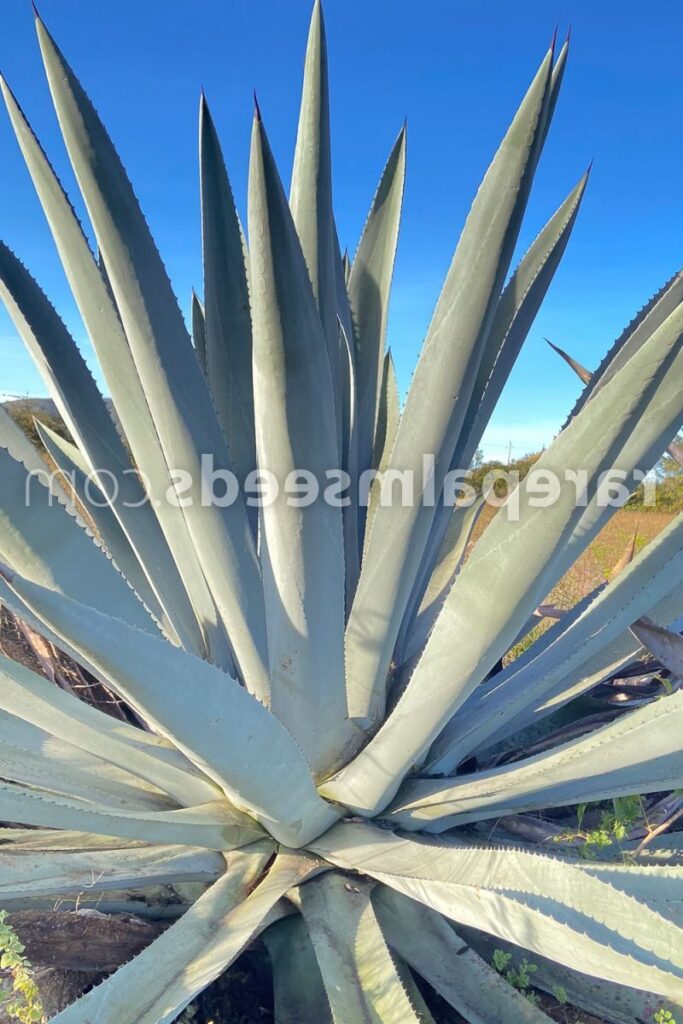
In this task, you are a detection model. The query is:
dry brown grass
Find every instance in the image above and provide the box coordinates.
[550,509,674,609]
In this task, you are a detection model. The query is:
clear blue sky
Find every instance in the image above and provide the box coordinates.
[1,0,681,460]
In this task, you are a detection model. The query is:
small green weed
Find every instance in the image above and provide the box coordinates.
[556,795,643,858]
[654,1009,678,1024]
[0,910,46,1023]
[552,984,568,1005]
[492,949,541,1005]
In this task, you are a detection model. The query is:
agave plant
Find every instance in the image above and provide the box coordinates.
[0,4,682,1022]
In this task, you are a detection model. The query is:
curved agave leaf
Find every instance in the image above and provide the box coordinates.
[344,49,554,729]
[3,572,340,846]
[200,94,256,487]
[248,110,353,773]
[427,510,683,771]
[263,915,333,1024]
[0,72,228,665]
[0,444,154,634]
[397,495,485,668]
[324,291,683,816]
[297,872,423,1024]
[0,828,154,851]
[0,653,217,807]
[0,711,171,804]
[0,725,174,812]
[372,350,400,473]
[35,14,269,694]
[418,172,588,602]
[339,315,361,609]
[313,823,683,1001]
[373,887,553,1024]
[393,961,437,1024]
[0,418,101,634]
[50,844,313,1024]
[575,860,683,926]
[349,126,406,483]
[362,350,400,560]
[0,843,224,902]
[539,37,569,149]
[389,691,683,830]
[460,926,677,1024]
[551,353,683,589]
[290,0,341,429]
[522,586,683,722]
[36,418,169,628]
[0,240,202,651]
[0,784,259,850]
[336,231,357,467]
[457,170,589,468]
[489,517,680,706]
[337,247,356,450]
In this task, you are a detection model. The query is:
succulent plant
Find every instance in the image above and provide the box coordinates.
[0,4,682,1022]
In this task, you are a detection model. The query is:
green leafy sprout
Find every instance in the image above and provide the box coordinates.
[492,950,542,1006]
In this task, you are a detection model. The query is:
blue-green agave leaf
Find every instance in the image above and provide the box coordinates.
[344,49,554,729]
[313,823,683,1001]
[35,14,269,694]
[390,691,683,830]
[200,94,256,487]
[290,0,341,435]
[3,572,340,847]
[248,109,354,773]
[324,296,683,815]
[0,71,228,665]
[348,126,406,483]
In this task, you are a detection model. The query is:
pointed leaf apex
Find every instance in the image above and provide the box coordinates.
[394,121,408,156]
[608,526,639,580]
[575,167,591,193]
[544,338,593,385]
[566,23,572,44]
[31,0,40,18]
[550,25,558,55]
[253,91,262,123]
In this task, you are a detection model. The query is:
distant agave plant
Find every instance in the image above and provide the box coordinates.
[0,4,682,1022]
